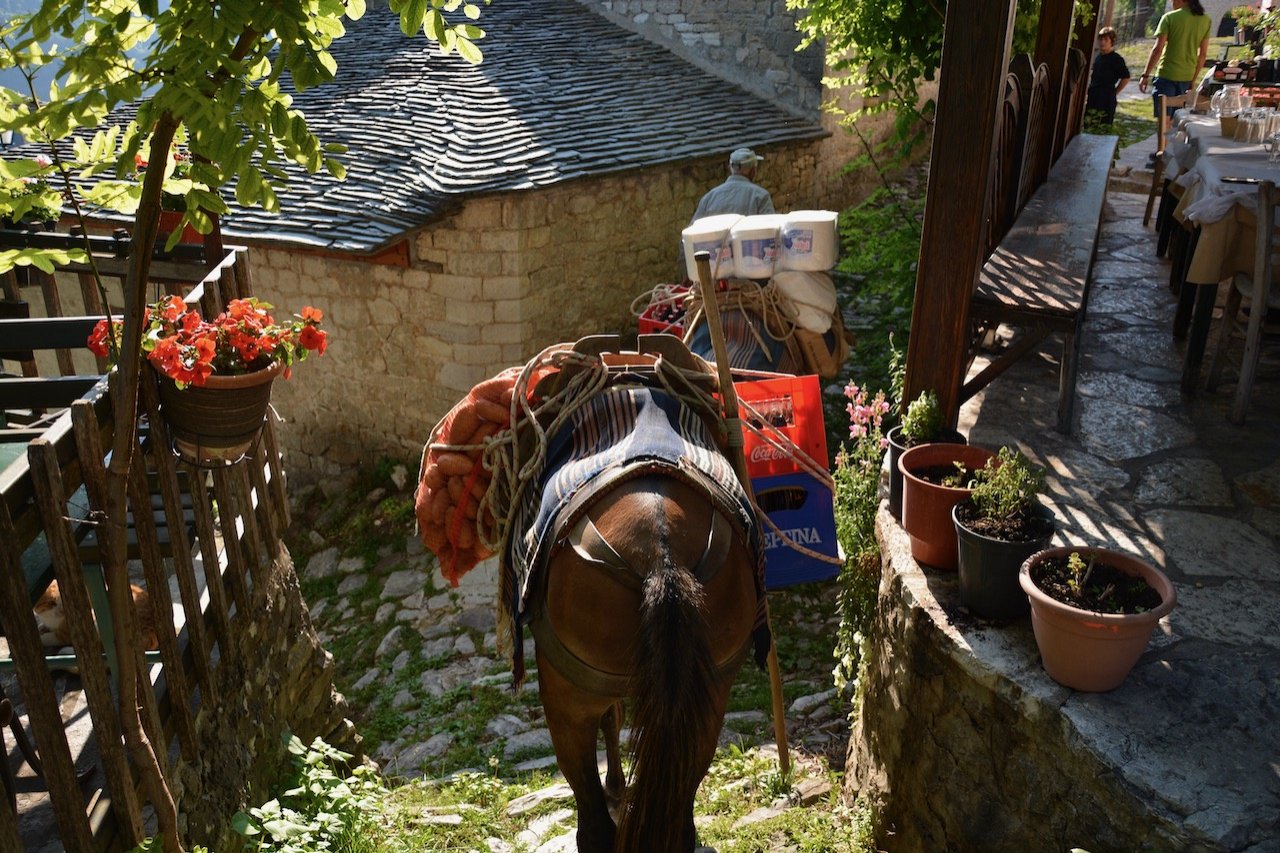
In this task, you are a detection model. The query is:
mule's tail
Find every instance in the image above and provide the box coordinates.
[615,548,719,853]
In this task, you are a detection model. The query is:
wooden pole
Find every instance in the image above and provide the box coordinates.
[693,251,791,778]
[903,0,1019,427]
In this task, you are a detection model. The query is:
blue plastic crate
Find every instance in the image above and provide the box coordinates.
[752,470,840,589]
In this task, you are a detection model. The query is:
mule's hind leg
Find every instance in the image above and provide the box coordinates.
[602,700,625,822]
[537,651,617,853]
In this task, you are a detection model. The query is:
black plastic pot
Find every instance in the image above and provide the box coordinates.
[886,424,966,521]
[953,502,1054,620]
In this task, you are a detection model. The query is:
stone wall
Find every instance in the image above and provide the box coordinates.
[256,109,882,485]
[583,0,823,114]
[176,544,360,849]
[843,511,1220,853]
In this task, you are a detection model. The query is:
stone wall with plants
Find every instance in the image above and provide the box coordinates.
[250,122,875,485]
[176,545,360,850]
[842,515,1205,852]
[583,0,823,114]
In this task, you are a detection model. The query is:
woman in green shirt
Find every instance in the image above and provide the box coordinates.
[1138,0,1210,158]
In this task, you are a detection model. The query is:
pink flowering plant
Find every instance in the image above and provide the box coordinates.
[831,381,892,694]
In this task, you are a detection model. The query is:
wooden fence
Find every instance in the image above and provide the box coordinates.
[0,233,296,850]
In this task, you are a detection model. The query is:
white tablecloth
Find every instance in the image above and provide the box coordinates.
[1162,111,1280,285]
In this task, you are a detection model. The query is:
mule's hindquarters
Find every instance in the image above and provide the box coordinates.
[534,474,758,853]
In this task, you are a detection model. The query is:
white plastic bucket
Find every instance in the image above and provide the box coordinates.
[682,214,742,280]
[779,210,839,272]
[730,214,785,280]
[773,271,837,333]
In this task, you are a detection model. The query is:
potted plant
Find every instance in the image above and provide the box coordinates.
[1230,4,1264,41]
[952,446,1055,619]
[897,441,995,570]
[1019,547,1177,692]
[88,295,328,464]
[885,390,966,520]
[0,153,63,230]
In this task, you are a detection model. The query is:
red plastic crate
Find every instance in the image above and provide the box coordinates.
[638,284,688,337]
[735,374,828,479]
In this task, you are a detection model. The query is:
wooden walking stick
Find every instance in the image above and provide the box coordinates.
[692,250,791,777]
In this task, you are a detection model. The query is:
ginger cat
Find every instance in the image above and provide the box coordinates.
[34,581,160,651]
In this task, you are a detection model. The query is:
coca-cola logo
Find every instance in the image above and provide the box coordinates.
[749,444,786,463]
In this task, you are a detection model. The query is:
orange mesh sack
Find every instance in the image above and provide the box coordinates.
[415,368,521,585]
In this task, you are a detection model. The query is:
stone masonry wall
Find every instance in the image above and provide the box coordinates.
[584,0,823,115]
[843,511,1220,853]
[177,543,360,850]
[254,115,882,485]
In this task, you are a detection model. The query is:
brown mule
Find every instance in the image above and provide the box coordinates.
[530,472,759,853]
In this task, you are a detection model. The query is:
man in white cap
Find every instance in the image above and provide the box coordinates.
[689,147,775,222]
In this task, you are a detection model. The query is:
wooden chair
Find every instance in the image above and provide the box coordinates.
[1206,180,1280,422]
[1144,93,1191,227]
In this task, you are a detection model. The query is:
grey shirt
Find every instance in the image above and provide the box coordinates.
[690,174,776,222]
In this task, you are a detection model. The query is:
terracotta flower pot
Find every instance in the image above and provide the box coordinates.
[156,361,283,465]
[885,424,966,521]
[897,443,996,570]
[1019,546,1177,692]
[158,209,202,244]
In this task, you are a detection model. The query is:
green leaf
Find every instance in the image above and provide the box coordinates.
[456,36,482,64]
[400,0,426,36]
[229,812,258,836]
[426,8,447,42]
[235,167,262,206]
[347,0,367,20]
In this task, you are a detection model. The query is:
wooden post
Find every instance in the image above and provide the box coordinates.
[1037,0,1078,160]
[903,0,1018,426]
[1070,0,1107,142]
[693,251,791,778]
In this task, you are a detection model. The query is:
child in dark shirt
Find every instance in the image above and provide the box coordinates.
[1086,27,1132,127]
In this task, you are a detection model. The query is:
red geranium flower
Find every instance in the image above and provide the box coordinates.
[87,296,329,389]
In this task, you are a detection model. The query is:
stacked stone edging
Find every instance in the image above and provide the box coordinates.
[843,510,1219,853]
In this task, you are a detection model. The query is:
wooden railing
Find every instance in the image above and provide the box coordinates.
[0,237,291,850]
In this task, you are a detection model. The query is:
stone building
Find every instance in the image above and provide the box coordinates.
[216,0,877,485]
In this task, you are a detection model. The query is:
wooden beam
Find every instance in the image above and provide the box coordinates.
[903,0,1018,427]
[1071,0,1106,141]
[1079,0,1105,48]
[1037,0,1078,160]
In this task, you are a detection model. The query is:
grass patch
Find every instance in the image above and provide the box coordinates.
[1108,97,1157,151]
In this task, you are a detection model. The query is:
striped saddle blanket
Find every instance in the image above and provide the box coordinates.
[502,383,769,684]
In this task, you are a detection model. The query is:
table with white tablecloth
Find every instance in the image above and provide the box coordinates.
[1157,111,1280,390]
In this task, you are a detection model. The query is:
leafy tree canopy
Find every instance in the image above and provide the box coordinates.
[788,0,1090,152]
[0,0,487,260]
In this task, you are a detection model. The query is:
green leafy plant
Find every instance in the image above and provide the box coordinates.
[968,446,1045,521]
[899,389,943,443]
[788,0,1091,162]
[1229,4,1265,30]
[231,734,384,853]
[1065,550,1094,597]
[0,152,62,223]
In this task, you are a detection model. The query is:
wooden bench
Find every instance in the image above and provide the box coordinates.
[962,132,1118,433]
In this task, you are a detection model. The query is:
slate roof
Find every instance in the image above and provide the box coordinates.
[219,0,827,253]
